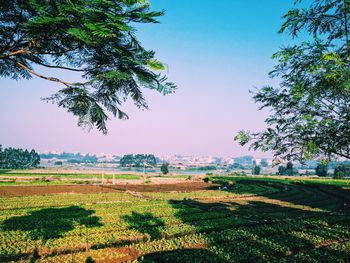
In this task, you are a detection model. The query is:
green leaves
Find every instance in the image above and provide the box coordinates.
[234,131,250,146]
[0,0,175,134]
[238,0,350,162]
[147,59,166,71]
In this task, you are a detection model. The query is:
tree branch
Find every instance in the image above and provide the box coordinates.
[26,58,85,72]
[14,60,86,87]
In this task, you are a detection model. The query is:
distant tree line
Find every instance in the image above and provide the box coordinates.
[119,154,157,168]
[0,145,40,169]
[197,166,217,171]
[40,152,97,163]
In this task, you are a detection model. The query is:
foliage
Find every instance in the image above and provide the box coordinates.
[252,165,261,175]
[41,152,97,163]
[277,162,297,176]
[333,163,350,179]
[0,0,175,133]
[0,145,40,169]
[277,165,286,176]
[119,154,157,167]
[235,0,350,162]
[315,163,328,177]
[160,162,169,175]
[202,177,212,183]
[197,166,217,171]
[260,159,269,167]
[229,163,245,170]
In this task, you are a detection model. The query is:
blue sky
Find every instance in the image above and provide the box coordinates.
[0,1,296,157]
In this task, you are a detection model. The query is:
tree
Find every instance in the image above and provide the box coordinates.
[0,0,175,134]
[119,154,157,167]
[0,146,40,169]
[260,159,269,167]
[277,162,296,176]
[235,0,350,162]
[315,163,328,177]
[160,162,169,175]
[333,163,350,179]
[119,154,134,167]
[278,165,286,176]
[286,162,295,176]
[252,165,261,175]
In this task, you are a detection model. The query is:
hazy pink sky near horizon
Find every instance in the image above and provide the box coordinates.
[0,1,293,157]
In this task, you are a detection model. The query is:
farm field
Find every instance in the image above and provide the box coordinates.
[0,176,349,262]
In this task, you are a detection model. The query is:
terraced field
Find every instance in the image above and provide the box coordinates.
[0,177,349,262]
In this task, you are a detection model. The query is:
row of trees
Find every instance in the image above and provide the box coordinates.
[0,145,40,169]
[119,154,157,168]
[315,163,350,179]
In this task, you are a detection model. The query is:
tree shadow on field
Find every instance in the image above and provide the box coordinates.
[2,206,102,242]
[151,198,350,263]
[215,178,350,213]
[122,211,165,239]
[138,179,350,262]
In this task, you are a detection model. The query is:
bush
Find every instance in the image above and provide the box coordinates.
[203,177,212,183]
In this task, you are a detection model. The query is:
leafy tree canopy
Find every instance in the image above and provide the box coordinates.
[315,163,328,177]
[277,162,297,176]
[235,0,350,162]
[0,0,175,133]
[119,154,157,167]
[0,145,40,168]
[333,163,350,178]
[252,165,261,175]
[160,162,169,174]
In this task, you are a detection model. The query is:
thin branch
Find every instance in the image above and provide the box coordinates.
[14,60,86,87]
[0,49,31,58]
[26,58,85,72]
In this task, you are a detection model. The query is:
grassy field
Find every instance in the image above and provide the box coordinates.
[0,176,349,262]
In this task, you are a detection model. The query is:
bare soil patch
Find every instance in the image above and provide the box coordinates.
[0,182,219,197]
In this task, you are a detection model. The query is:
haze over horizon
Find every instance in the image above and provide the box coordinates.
[0,0,292,157]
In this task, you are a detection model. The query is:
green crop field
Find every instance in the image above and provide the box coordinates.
[0,177,349,262]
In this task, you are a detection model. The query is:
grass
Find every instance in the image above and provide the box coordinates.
[0,177,349,262]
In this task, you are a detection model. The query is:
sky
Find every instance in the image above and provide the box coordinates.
[0,0,295,157]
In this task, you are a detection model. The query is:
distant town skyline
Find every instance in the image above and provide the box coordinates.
[1,0,291,157]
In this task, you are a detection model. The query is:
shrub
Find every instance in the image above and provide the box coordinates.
[203,177,212,183]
